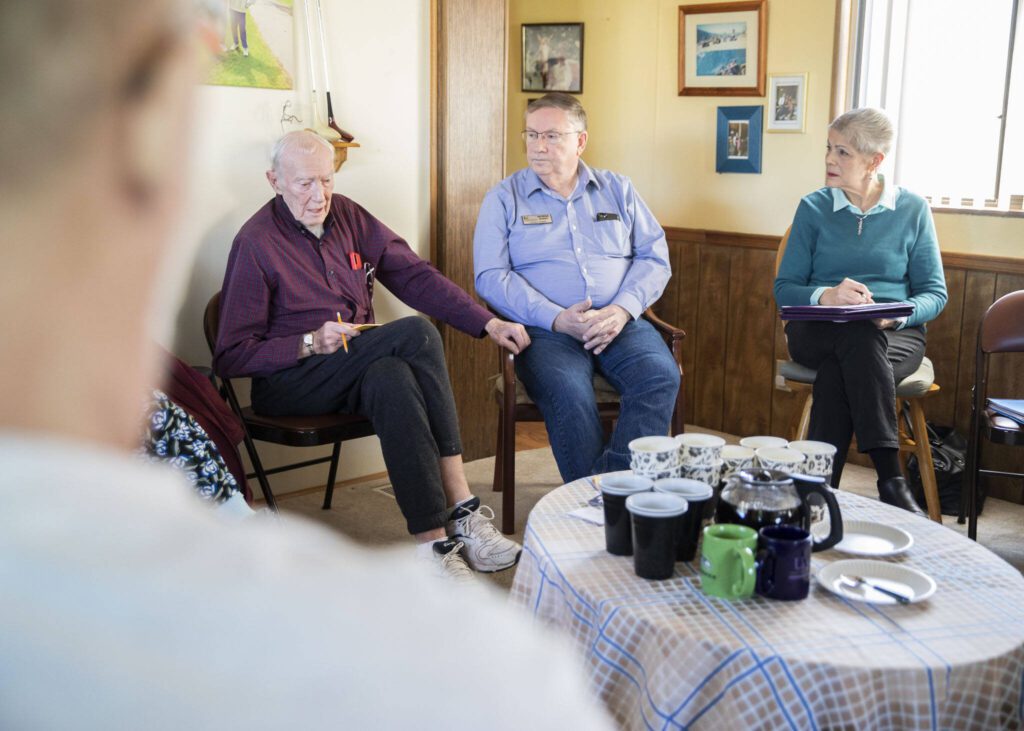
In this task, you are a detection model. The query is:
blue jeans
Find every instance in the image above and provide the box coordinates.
[516,318,680,483]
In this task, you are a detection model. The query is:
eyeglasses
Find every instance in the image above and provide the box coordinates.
[521,129,582,145]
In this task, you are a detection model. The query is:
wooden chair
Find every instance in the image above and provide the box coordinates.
[203,292,376,511]
[960,289,1024,540]
[774,228,943,522]
[492,309,686,534]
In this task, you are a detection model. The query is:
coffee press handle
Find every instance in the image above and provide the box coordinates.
[792,474,844,552]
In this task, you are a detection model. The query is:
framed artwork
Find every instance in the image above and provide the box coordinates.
[678,0,766,96]
[522,23,584,93]
[767,74,808,132]
[716,106,763,173]
[205,1,294,89]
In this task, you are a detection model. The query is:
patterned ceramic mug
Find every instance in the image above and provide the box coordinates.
[720,444,756,478]
[680,460,723,487]
[628,436,682,480]
[787,440,838,480]
[755,447,807,472]
[678,433,726,467]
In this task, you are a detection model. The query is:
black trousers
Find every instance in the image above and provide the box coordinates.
[251,317,461,535]
[785,320,927,486]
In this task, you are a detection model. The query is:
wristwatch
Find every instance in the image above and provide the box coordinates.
[303,332,315,355]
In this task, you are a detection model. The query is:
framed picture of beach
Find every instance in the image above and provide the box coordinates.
[522,23,585,93]
[767,73,808,132]
[716,106,763,173]
[678,1,766,96]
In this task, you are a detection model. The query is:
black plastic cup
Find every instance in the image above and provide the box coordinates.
[626,492,688,580]
[654,478,715,561]
[601,474,653,556]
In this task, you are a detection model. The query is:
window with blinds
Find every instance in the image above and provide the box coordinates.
[851,0,1023,213]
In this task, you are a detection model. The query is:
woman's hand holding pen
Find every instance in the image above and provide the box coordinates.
[820,277,874,306]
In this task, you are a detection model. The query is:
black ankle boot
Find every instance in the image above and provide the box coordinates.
[877,476,927,517]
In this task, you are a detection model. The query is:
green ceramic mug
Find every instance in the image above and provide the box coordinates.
[700,523,757,600]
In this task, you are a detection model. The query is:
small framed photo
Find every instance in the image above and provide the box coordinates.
[767,73,808,133]
[716,106,763,173]
[522,23,584,93]
[678,0,766,96]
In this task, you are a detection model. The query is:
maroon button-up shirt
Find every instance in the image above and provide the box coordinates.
[213,194,492,378]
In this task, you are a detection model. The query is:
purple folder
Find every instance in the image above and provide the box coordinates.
[780,302,915,322]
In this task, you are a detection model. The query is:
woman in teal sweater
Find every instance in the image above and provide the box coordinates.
[774,107,947,514]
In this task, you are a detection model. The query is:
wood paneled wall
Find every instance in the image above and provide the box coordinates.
[431,0,507,461]
[653,227,1024,502]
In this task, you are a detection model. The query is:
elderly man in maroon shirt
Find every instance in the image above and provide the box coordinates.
[215,130,530,581]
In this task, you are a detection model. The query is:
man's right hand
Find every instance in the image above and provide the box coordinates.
[552,298,596,341]
[302,320,361,358]
[820,278,874,306]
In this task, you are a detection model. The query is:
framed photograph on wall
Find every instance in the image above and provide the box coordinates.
[678,0,766,96]
[716,106,763,173]
[522,23,584,93]
[767,74,808,132]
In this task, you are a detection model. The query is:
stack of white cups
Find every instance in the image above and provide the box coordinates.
[678,434,725,486]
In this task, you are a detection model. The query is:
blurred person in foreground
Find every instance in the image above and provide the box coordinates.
[773,107,947,514]
[0,2,613,729]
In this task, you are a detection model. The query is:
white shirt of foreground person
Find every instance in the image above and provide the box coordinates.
[0,435,613,731]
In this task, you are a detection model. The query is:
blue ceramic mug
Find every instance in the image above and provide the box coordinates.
[756,525,812,601]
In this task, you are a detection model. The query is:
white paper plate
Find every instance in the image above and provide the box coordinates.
[817,559,936,605]
[833,521,914,556]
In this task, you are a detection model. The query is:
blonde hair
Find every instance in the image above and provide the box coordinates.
[829,107,895,156]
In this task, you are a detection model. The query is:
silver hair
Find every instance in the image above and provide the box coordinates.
[829,107,895,156]
[525,92,588,131]
[271,130,335,173]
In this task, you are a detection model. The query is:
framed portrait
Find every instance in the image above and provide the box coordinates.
[767,74,808,132]
[716,106,763,173]
[522,23,584,93]
[678,0,766,96]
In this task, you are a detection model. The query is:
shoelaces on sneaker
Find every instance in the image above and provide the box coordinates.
[454,505,506,551]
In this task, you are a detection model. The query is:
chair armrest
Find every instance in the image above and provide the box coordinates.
[642,308,686,362]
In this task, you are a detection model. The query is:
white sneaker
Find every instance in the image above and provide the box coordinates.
[448,497,522,573]
[419,538,475,585]
[242,47,249,57]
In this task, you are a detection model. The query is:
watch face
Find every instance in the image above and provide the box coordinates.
[304,333,314,347]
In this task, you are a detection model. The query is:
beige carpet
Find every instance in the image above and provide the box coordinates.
[278,434,1024,589]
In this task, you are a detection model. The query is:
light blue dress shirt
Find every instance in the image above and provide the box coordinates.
[473,162,671,330]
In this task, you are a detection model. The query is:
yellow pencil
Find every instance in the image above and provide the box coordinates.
[337,312,349,353]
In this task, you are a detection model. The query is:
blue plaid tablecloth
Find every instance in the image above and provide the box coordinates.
[510,479,1024,730]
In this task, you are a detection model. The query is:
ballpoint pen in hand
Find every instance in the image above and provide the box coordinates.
[337,312,349,353]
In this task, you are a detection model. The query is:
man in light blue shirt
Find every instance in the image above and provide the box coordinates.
[474,93,679,482]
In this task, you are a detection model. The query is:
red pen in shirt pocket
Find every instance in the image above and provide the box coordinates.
[349,251,363,270]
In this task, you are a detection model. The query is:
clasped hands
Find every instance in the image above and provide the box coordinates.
[553,298,630,354]
[820,277,897,330]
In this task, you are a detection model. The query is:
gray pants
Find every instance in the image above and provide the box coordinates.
[252,317,461,534]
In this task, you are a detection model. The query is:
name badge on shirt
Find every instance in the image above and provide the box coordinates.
[521,214,553,225]
[596,212,620,222]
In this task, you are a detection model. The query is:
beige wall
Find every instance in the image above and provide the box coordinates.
[507,0,1023,256]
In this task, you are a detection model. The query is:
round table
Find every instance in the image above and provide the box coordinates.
[510,477,1024,730]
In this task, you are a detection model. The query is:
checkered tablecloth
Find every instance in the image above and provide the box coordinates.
[511,478,1024,730]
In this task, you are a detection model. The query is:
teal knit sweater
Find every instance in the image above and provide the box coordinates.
[773,187,947,328]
